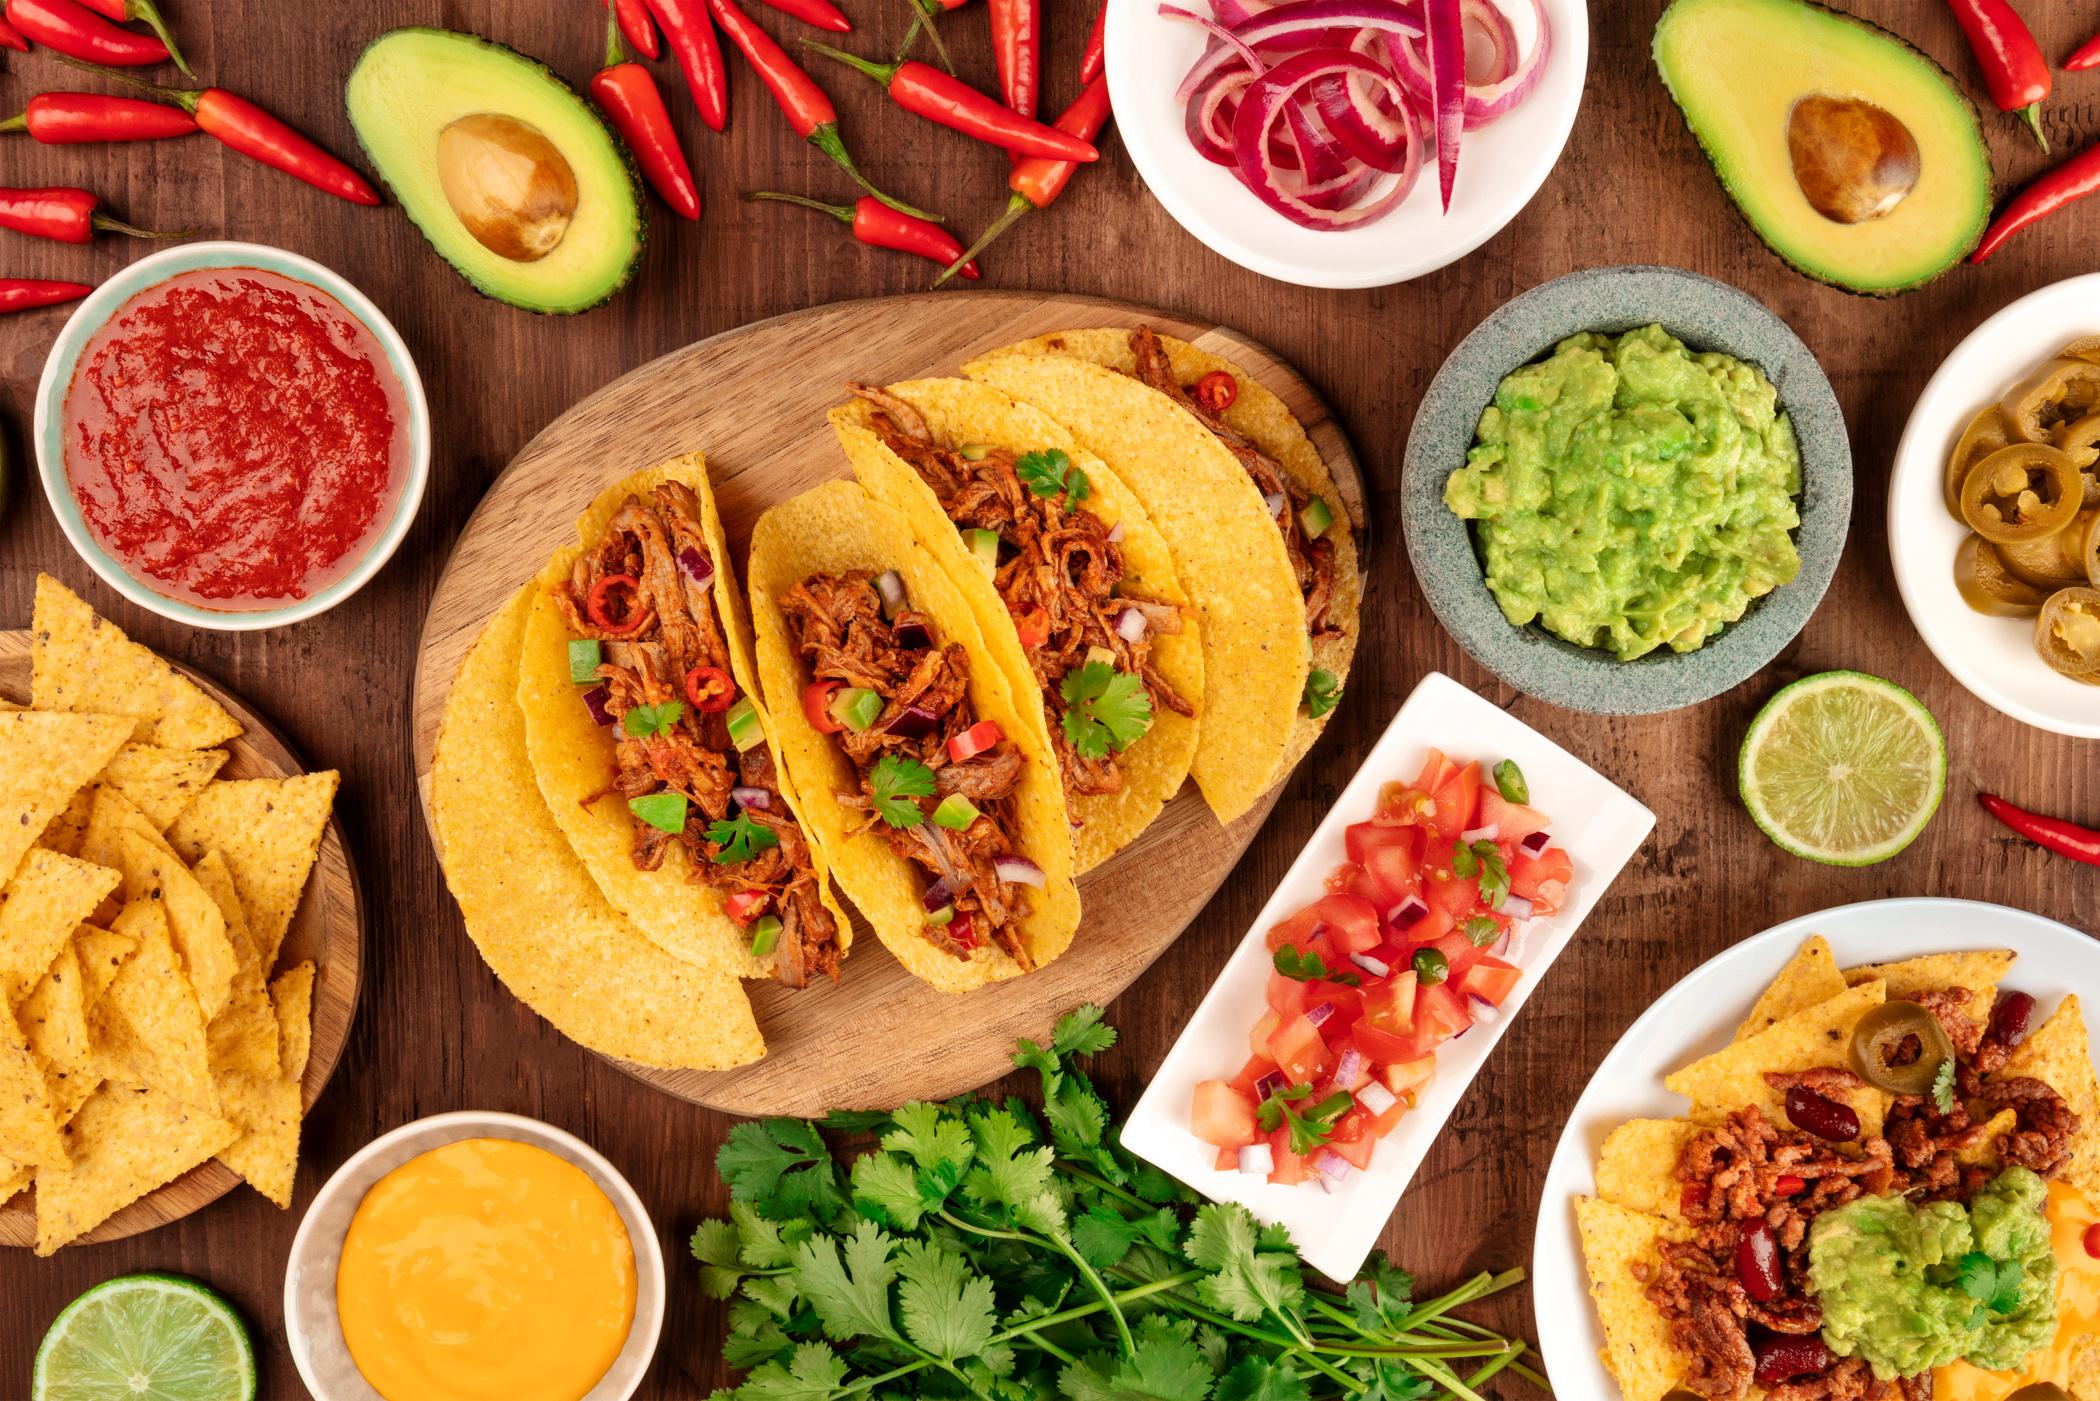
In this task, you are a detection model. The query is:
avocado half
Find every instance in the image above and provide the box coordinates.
[346,28,646,315]
[1653,0,1992,297]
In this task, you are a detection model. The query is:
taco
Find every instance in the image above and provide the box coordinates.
[746,479,1079,993]
[965,325,1361,824]
[831,378,1203,873]
[515,454,848,989]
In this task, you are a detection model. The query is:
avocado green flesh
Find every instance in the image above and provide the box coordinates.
[1653,0,1992,297]
[345,28,645,315]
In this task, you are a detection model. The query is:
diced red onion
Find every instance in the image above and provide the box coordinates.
[1518,829,1551,857]
[1253,1069,1288,1100]
[884,704,941,739]
[1469,999,1500,1024]
[1309,921,1328,939]
[1264,492,1287,516]
[1312,1149,1350,1181]
[1502,893,1534,920]
[1106,520,1124,543]
[1358,1080,1398,1114]
[922,877,955,912]
[876,569,907,618]
[731,786,771,811]
[1389,894,1429,930]
[891,612,934,650]
[582,686,615,728]
[1349,951,1390,977]
[1238,1142,1274,1175]
[1304,1001,1335,1027]
[678,546,716,588]
[1460,823,1498,842]
[1115,608,1149,643]
[994,854,1048,888]
[1070,818,1085,831]
[1332,1047,1362,1091]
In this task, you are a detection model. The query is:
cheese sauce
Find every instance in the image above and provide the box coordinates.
[1936,1182,2100,1401]
[336,1137,636,1401]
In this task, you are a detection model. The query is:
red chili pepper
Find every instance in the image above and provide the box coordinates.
[1081,1,1105,84]
[896,0,968,74]
[709,0,943,221]
[0,185,193,242]
[1970,140,2100,263]
[0,278,90,312]
[54,58,380,205]
[802,679,844,733]
[591,2,701,220]
[644,0,730,132]
[1,92,198,142]
[607,0,660,59]
[1945,0,2050,150]
[987,0,1038,163]
[0,12,25,47]
[5,0,166,65]
[803,43,1099,161]
[2071,31,2100,71]
[587,574,648,634]
[70,0,188,73]
[934,76,1110,286]
[1193,369,1236,412]
[1980,792,2100,864]
[686,664,736,711]
[755,0,849,33]
[745,190,976,276]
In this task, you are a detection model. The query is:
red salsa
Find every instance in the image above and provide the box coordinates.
[64,267,409,610]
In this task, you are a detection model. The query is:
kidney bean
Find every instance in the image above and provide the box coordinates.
[1993,990,2037,1048]
[1753,1332,1834,1384]
[1786,1085,1860,1142]
[1736,1219,1784,1302]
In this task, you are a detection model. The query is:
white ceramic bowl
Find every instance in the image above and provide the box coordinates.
[1118,670,1654,1283]
[34,241,429,632]
[1103,0,1588,288]
[283,1111,667,1401]
[1888,273,2100,737]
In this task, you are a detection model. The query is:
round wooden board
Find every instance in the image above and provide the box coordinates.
[0,632,363,1248]
[410,291,1365,1118]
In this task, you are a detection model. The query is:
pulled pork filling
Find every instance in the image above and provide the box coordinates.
[778,569,1034,967]
[553,482,839,991]
[847,382,1194,803]
[1636,986,2080,1401]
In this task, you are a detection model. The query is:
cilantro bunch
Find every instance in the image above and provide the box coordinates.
[693,1007,1543,1401]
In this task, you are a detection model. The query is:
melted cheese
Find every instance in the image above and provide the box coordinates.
[1935,1182,2100,1401]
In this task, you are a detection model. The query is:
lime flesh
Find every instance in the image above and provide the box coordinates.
[33,1273,256,1401]
[1738,671,1947,866]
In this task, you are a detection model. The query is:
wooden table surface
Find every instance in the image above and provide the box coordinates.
[3,0,2097,1392]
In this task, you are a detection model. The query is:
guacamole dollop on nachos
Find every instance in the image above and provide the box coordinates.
[1578,937,2100,1401]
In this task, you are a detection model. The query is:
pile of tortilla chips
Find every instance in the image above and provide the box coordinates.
[3,576,337,1253]
[1576,937,2100,1401]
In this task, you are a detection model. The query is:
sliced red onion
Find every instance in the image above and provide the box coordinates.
[1187,66,1257,166]
[1312,1148,1350,1181]
[1115,608,1149,643]
[1358,1080,1398,1114]
[1313,49,1416,173]
[1386,0,1547,128]
[731,786,771,811]
[1389,893,1429,930]
[582,686,615,728]
[891,611,934,650]
[1176,0,1424,110]
[876,569,907,618]
[1422,0,1463,210]
[1518,829,1551,857]
[1460,823,1498,842]
[1470,999,1500,1024]
[1304,1001,1335,1027]
[1106,520,1124,543]
[1162,2,1266,95]
[1233,51,1422,231]
[679,545,716,588]
[1502,893,1534,920]
[1332,1047,1362,1091]
[1284,98,1350,182]
[1238,1141,1274,1175]
[922,877,955,912]
[1253,1069,1288,1100]
[884,704,940,739]
[1349,951,1390,977]
[994,854,1048,888]
[1462,0,1516,82]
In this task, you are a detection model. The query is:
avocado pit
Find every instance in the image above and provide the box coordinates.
[436,112,579,263]
[1787,95,1921,225]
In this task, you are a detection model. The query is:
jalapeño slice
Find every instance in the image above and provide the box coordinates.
[1961,445,2084,545]
[1848,1001,1952,1096]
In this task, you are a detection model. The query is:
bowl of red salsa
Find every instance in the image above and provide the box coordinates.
[34,242,428,628]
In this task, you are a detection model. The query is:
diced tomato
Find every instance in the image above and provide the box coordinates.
[1399,900,1451,944]
[1191,1080,1262,1148]
[802,679,844,734]
[1229,1055,1278,1097]
[1418,835,1457,883]
[1413,982,1473,1046]
[1361,970,1417,1033]
[1305,982,1363,1039]
[1266,970,1312,1018]
[1454,955,1522,1008]
[1214,1147,1239,1172]
[948,720,1003,763]
[1249,1008,1282,1061]
[1011,603,1050,648]
[1307,894,1380,954]
[1268,1128,1316,1185]
[1381,1056,1437,1104]
[1412,749,1455,803]
[1426,872,1482,925]
[1528,880,1567,917]
[1347,820,1420,867]
[1475,788,1550,846]
[1356,843,1422,918]
[1424,931,1485,979]
[1681,1183,1710,1211]
[722,889,770,926]
[1509,846,1573,903]
[1265,906,1324,954]
[1330,1131,1376,1171]
[1332,862,1366,896]
[1329,1104,1372,1144]
[1432,761,1482,834]
[1369,1096,1406,1138]
[1268,1013,1334,1084]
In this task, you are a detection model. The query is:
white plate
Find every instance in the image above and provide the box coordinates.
[1888,275,2100,737]
[1102,0,1588,289]
[1119,670,1653,1282]
[1533,898,2098,1400]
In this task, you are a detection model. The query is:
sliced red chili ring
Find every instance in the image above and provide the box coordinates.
[803,679,845,734]
[586,574,647,634]
[686,664,736,711]
[1193,369,1238,413]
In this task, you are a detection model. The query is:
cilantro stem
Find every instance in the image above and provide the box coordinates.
[1053,1160,1157,1213]
[938,1210,1138,1359]
[1009,1327,1078,1364]
[992,1269,1203,1337]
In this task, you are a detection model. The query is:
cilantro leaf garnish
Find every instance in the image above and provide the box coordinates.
[1302,670,1341,719]
[1956,1251,2024,1315]
[1061,661,1154,760]
[623,699,684,737]
[1461,916,1501,948]
[1253,1085,1353,1155]
[868,753,936,827]
[709,811,782,864]
[1932,1057,1958,1115]
[1016,448,1090,510]
[1452,840,1509,909]
[1272,945,1359,986]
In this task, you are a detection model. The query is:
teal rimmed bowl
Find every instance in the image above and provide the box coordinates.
[33,242,429,631]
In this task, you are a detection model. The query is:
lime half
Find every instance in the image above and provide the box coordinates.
[1739,671,1947,867]
[33,1273,256,1401]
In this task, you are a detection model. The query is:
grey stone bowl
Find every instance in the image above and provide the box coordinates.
[1400,264,1851,716]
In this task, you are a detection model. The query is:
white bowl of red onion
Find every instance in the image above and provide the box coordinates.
[1104,0,1587,287]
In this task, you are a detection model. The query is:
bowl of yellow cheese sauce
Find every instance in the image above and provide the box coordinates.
[285,1112,665,1401]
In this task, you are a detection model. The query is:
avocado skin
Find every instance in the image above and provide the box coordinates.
[1652,0,1992,298]
[346,27,649,315]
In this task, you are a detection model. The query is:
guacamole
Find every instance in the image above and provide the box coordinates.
[1443,325,1803,662]
[1808,1167,2057,1381]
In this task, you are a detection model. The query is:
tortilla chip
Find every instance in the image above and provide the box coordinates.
[1595,1119,1699,1220]
[0,1159,30,1207]
[36,784,95,858]
[100,744,228,831]
[0,709,133,880]
[1575,1196,1692,1401]
[432,581,765,1069]
[0,849,121,1009]
[110,831,233,1022]
[213,959,312,1208]
[32,1083,236,1254]
[1735,936,1847,1041]
[1844,950,2013,1033]
[2070,1330,2100,1401]
[78,786,176,926]
[747,480,1081,991]
[74,926,135,1014]
[30,575,242,749]
[18,942,99,1124]
[833,382,1204,874]
[93,898,213,1112]
[164,773,338,971]
[1959,1108,2019,1167]
[1995,994,2100,1194]
[193,850,276,1078]
[0,1003,65,1167]
[1666,979,1892,1138]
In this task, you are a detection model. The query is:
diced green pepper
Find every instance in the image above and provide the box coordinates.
[749,915,783,958]
[925,903,955,927]
[933,794,980,831]
[832,687,884,732]
[628,792,687,834]
[1493,759,1528,805]
[958,443,989,461]
[568,638,602,684]
[1412,947,1449,985]
[966,529,1001,570]
[1299,497,1335,537]
[725,697,766,752]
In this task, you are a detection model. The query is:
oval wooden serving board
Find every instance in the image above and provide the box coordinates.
[0,631,363,1248]
[411,291,1365,1119]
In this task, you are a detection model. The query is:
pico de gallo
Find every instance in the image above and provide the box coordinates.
[1190,748,1575,1187]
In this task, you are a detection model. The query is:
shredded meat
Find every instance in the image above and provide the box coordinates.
[1980,1074,2082,1174]
[1897,987,1986,1057]
[555,485,839,988]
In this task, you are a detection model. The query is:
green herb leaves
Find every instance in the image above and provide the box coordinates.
[1017,448,1089,509]
[709,811,782,864]
[1957,1251,2024,1316]
[1451,839,1508,910]
[1061,661,1153,760]
[869,754,937,827]
[624,700,684,737]
[1271,945,1359,986]
[1461,916,1501,949]
[1932,1057,1958,1115]
[1253,1087,1354,1156]
[1301,671,1340,719]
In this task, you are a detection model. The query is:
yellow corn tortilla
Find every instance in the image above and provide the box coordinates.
[516,457,846,978]
[1960,1108,2019,1168]
[30,574,242,749]
[1595,1119,1699,1221]
[99,744,228,830]
[833,381,1204,873]
[79,785,175,926]
[74,925,135,1014]
[37,784,93,858]
[1735,935,1846,1041]
[193,849,278,1079]
[164,772,338,972]
[93,898,213,1112]
[112,831,234,1023]
[1844,950,2014,1032]
[432,581,764,1069]
[968,329,1361,813]
[748,480,1080,992]
[32,1082,236,1255]
[0,1160,30,1208]
[1575,1196,1693,1401]
[0,998,65,1168]
[19,942,98,1124]
[0,849,120,1009]
[0,708,132,881]
[1995,994,2100,1195]
[213,959,312,1208]
[1665,979,1892,1138]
